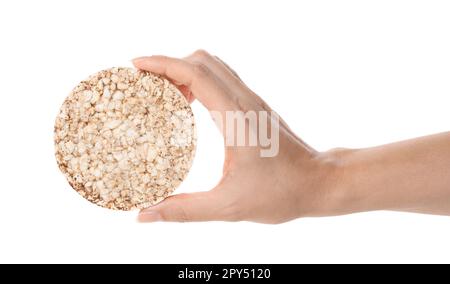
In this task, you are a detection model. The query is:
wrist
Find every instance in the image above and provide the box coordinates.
[310,148,360,217]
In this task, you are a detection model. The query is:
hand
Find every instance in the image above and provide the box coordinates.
[134,50,450,223]
[133,50,338,223]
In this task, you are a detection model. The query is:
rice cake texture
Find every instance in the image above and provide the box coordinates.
[54,67,196,210]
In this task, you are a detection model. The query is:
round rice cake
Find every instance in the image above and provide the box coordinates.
[54,67,196,210]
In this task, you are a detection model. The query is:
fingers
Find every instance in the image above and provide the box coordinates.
[133,55,233,111]
[138,190,239,222]
[184,50,271,115]
[185,50,245,90]
[133,56,194,86]
[214,56,243,81]
[177,84,195,104]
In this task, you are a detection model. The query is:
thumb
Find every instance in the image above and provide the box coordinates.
[138,190,237,222]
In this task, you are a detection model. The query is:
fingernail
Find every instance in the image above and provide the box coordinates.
[138,211,163,222]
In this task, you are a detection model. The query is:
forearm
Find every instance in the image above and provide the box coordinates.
[325,132,450,216]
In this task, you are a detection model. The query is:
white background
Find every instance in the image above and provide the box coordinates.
[0,0,449,264]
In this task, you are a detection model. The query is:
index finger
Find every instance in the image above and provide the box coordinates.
[133,56,233,111]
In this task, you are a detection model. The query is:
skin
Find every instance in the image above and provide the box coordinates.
[133,50,450,224]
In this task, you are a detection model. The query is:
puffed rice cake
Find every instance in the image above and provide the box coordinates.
[54,67,196,210]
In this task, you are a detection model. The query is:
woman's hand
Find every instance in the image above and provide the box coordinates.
[133,50,339,223]
[134,50,450,223]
